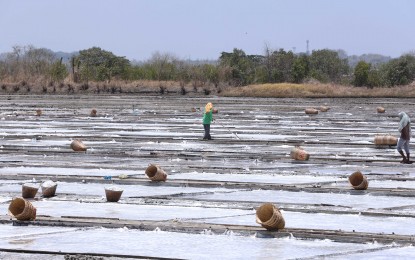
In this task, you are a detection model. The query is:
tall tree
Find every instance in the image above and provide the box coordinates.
[291,54,309,83]
[147,52,177,80]
[353,61,371,87]
[219,48,253,86]
[269,49,295,83]
[381,55,415,86]
[309,49,349,83]
[75,47,130,82]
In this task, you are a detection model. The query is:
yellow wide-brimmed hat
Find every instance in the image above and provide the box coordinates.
[205,102,213,113]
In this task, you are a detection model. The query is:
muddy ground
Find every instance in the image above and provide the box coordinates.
[0,95,414,259]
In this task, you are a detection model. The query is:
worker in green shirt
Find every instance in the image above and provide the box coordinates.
[203,102,214,140]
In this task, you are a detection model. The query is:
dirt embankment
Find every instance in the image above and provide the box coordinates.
[2,80,415,98]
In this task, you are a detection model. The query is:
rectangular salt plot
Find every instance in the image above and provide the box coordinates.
[0,224,384,259]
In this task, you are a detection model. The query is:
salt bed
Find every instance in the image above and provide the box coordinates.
[0,196,12,203]
[0,128,81,136]
[193,210,415,236]
[0,252,63,260]
[168,172,341,184]
[0,225,81,240]
[0,180,26,185]
[0,201,252,221]
[235,133,309,141]
[182,189,415,212]
[310,166,408,176]
[0,225,384,259]
[330,245,415,259]
[367,180,415,189]
[112,130,197,137]
[2,200,414,236]
[2,139,74,147]
[0,166,139,177]
[0,182,232,197]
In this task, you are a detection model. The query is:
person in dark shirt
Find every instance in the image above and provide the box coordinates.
[397,112,412,164]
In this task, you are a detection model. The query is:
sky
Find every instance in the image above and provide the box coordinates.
[1,0,415,61]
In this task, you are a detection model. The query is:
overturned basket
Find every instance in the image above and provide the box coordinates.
[290,146,310,161]
[41,180,57,198]
[105,186,124,202]
[319,106,330,112]
[256,203,285,231]
[374,135,397,146]
[377,106,385,113]
[90,108,97,117]
[145,164,167,181]
[349,171,368,190]
[305,108,318,115]
[22,183,39,199]
[70,139,87,152]
[8,197,37,221]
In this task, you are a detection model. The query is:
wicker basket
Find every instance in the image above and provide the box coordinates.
[8,197,37,221]
[377,107,385,113]
[90,108,97,117]
[256,203,285,230]
[41,180,57,198]
[105,186,124,202]
[374,135,397,146]
[290,147,310,161]
[349,171,369,190]
[22,183,39,198]
[145,164,167,181]
[319,106,330,112]
[70,139,87,152]
[305,108,318,115]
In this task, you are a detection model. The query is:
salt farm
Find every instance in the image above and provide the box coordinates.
[1,94,415,259]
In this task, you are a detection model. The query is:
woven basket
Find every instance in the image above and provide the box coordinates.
[145,164,167,181]
[70,139,87,152]
[319,106,330,112]
[374,135,397,146]
[377,107,385,113]
[22,183,39,198]
[41,181,57,198]
[90,108,97,117]
[349,171,369,190]
[290,147,310,161]
[256,203,285,230]
[105,187,124,202]
[305,108,318,115]
[8,197,37,221]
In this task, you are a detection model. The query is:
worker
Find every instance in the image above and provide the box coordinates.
[202,102,214,140]
[397,111,412,164]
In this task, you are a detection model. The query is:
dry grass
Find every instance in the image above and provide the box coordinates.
[2,78,415,98]
[221,82,415,98]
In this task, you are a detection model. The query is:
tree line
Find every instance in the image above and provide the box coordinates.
[0,45,414,90]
